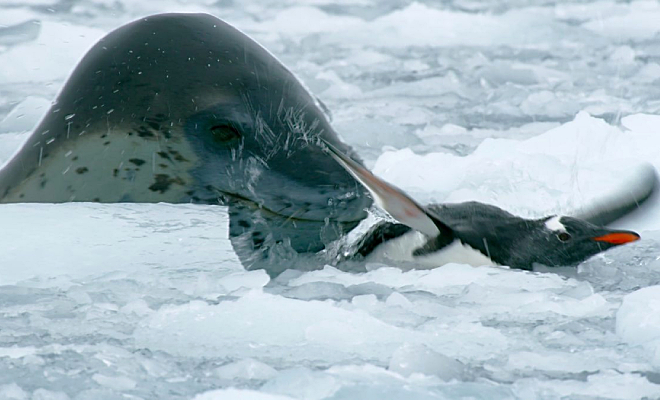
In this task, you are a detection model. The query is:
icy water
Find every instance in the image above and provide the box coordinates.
[2,0,660,399]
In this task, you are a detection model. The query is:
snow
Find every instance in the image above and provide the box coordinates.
[1,0,660,399]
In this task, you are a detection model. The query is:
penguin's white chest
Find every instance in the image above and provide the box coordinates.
[365,230,496,269]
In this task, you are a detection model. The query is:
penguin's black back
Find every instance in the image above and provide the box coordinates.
[422,202,536,267]
[354,201,541,270]
[427,202,522,231]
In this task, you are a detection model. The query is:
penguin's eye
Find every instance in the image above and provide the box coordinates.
[210,124,241,143]
[557,232,572,242]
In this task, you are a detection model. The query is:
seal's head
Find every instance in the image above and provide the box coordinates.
[0,13,372,259]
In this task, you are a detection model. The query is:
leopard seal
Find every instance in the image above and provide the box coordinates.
[0,13,371,272]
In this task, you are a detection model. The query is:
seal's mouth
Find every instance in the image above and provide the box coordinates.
[221,190,367,223]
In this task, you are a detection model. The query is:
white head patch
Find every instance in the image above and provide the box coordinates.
[544,216,566,232]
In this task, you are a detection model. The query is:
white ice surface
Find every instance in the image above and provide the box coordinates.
[2,0,660,399]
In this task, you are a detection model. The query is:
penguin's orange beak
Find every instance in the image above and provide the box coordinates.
[592,232,640,245]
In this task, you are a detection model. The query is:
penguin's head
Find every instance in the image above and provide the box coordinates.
[519,215,639,268]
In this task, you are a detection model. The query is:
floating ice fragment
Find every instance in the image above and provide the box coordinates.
[261,367,340,400]
[621,114,660,134]
[0,21,105,82]
[193,388,295,400]
[279,281,351,301]
[119,299,152,316]
[218,270,270,293]
[0,383,28,400]
[91,374,137,390]
[609,46,636,64]
[388,343,466,381]
[0,19,40,47]
[616,286,660,366]
[214,358,278,381]
[0,96,49,134]
[519,90,578,118]
[0,346,37,359]
[583,2,660,39]
[31,388,70,400]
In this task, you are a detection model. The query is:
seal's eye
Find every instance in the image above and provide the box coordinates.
[210,124,241,143]
[557,232,572,242]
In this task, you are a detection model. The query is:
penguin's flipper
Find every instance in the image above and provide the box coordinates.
[322,140,452,238]
[572,163,658,226]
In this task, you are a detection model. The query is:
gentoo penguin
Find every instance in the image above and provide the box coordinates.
[323,141,652,271]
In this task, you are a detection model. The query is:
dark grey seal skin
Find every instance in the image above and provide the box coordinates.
[0,13,371,271]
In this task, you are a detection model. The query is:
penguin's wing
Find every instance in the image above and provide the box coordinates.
[572,162,658,226]
[322,140,452,238]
